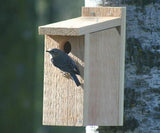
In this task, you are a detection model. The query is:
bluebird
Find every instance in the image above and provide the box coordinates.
[46,48,81,86]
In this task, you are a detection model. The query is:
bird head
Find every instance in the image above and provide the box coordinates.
[46,48,61,57]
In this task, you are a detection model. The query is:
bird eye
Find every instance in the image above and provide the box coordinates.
[53,51,57,54]
[53,50,59,55]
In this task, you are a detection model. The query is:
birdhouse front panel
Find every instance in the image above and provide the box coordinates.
[43,35,84,126]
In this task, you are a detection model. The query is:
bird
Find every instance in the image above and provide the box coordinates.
[46,48,81,86]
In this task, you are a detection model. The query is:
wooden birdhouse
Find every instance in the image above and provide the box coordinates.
[39,7,126,126]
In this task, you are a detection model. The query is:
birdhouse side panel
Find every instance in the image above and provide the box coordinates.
[84,28,122,126]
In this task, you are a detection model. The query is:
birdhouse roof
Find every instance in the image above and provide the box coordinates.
[39,16,121,36]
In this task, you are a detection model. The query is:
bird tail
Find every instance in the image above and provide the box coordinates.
[70,73,81,86]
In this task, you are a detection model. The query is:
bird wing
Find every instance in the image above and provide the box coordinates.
[70,59,80,75]
[61,55,80,75]
[52,53,80,75]
[63,55,80,75]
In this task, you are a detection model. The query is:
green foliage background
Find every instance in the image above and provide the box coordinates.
[0,0,84,133]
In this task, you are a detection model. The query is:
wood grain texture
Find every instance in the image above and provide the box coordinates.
[83,7,126,126]
[43,35,84,126]
[118,7,126,125]
[84,28,121,126]
[39,17,121,36]
[39,7,124,36]
[82,7,122,17]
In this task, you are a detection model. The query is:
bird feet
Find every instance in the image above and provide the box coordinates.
[62,72,71,79]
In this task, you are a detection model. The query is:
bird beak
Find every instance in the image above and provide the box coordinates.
[46,50,55,57]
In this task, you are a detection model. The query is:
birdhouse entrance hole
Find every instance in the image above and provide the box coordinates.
[59,40,72,54]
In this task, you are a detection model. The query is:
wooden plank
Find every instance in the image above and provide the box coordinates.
[83,7,126,126]
[38,7,124,36]
[118,7,126,125]
[84,33,90,125]
[39,17,121,36]
[82,7,122,17]
[43,35,84,126]
[79,17,121,35]
[84,28,122,126]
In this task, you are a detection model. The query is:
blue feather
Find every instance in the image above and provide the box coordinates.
[47,48,81,86]
[70,73,81,86]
